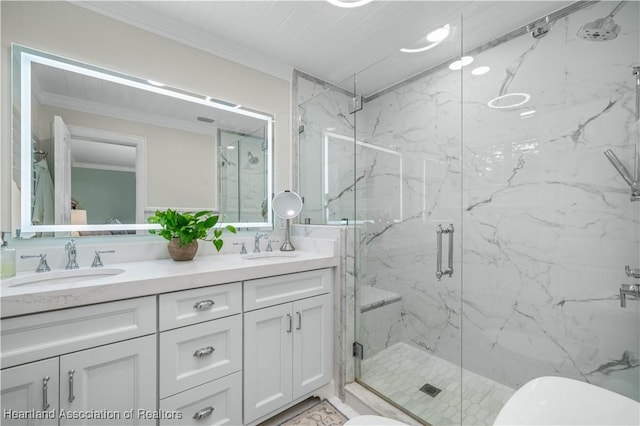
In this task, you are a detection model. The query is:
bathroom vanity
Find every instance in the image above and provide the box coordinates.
[0,251,337,425]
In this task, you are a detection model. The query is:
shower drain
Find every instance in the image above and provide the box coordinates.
[419,383,442,398]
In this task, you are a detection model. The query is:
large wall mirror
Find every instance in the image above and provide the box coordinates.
[11,44,273,237]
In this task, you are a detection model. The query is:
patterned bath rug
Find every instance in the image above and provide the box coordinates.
[279,400,349,426]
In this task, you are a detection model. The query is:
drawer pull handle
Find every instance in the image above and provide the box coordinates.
[193,406,215,420]
[296,311,302,330]
[193,299,215,311]
[68,370,75,403]
[42,376,50,411]
[193,346,215,357]
[286,313,292,333]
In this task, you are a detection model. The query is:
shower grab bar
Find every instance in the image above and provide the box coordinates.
[436,224,454,280]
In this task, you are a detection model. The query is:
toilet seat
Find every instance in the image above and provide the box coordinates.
[344,415,409,425]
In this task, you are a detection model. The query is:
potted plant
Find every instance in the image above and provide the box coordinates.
[148,209,236,261]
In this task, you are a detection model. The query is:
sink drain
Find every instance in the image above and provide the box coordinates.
[419,383,442,397]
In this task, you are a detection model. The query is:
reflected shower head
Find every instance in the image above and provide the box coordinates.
[577,1,626,41]
[247,151,259,164]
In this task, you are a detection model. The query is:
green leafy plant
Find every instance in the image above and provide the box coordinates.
[148,209,236,252]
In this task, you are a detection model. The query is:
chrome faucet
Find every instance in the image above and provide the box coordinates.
[253,233,268,253]
[65,239,79,270]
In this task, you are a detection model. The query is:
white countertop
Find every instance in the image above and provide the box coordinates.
[1,251,338,318]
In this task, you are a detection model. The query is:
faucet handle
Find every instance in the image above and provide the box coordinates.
[92,250,115,268]
[266,239,279,252]
[65,238,76,249]
[21,254,51,273]
[233,242,247,255]
[625,265,640,278]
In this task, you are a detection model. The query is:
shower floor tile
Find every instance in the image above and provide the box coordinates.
[360,342,515,425]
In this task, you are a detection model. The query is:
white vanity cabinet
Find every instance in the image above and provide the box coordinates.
[243,269,333,424]
[158,282,243,426]
[0,297,157,426]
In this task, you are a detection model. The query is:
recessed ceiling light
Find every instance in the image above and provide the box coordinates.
[147,80,165,87]
[448,56,474,71]
[426,24,450,43]
[326,0,373,8]
[487,93,531,109]
[471,66,490,76]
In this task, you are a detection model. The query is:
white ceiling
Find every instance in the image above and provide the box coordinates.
[78,1,575,96]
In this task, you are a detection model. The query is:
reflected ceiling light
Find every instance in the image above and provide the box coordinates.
[147,79,165,87]
[471,66,490,76]
[226,146,236,150]
[427,24,450,42]
[401,24,450,54]
[520,110,536,117]
[448,56,474,71]
[400,42,441,54]
[487,93,531,109]
[326,0,373,8]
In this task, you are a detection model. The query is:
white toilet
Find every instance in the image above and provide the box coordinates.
[344,415,409,425]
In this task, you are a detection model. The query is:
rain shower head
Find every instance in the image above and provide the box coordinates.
[577,1,626,41]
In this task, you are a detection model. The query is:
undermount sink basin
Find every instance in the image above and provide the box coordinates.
[242,252,299,260]
[3,268,125,287]
[493,376,640,425]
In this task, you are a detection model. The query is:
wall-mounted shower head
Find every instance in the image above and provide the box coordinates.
[577,1,626,41]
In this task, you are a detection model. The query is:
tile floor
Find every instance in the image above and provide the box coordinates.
[360,342,515,425]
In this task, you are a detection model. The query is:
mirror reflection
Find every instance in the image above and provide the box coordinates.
[12,44,274,237]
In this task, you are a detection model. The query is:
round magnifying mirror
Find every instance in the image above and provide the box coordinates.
[272,191,303,219]
[272,191,302,251]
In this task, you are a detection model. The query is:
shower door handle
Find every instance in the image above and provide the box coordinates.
[436,226,444,280]
[436,224,454,280]
[444,224,454,278]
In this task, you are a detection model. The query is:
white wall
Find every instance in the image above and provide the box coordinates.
[1,1,291,233]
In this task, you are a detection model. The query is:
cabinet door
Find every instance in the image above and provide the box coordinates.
[243,303,293,424]
[59,335,156,426]
[1,358,59,426]
[292,293,333,398]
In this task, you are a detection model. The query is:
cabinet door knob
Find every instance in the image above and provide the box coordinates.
[193,299,215,311]
[193,406,215,420]
[193,346,215,357]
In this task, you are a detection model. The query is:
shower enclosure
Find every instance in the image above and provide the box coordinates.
[297,1,639,424]
[218,129,268,223]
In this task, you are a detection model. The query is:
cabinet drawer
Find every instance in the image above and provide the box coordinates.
[244,268,332,311]
[159,282,241,331]
[1,296,156,369]
[159,315,242,398]
[159,371,242,426]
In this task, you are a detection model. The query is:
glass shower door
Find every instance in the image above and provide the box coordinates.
[353,15,464,425]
